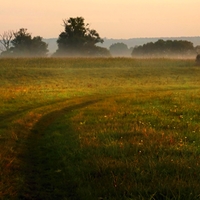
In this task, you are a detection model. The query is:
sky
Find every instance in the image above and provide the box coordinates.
[1,0,200,39]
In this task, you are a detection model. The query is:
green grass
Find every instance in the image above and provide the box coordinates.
[1,57,200,199]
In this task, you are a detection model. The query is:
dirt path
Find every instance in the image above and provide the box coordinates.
[19,98,101,199]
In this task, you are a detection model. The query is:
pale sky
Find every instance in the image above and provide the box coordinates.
[1,0,200,39]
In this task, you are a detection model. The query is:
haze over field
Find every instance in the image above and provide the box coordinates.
[2,0,200,39]
[43,37,200,54]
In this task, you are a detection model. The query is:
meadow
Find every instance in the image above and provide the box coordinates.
[1,57,200,199]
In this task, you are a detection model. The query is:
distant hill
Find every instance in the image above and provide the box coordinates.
[43,38,58,55]
[43,37,200,55]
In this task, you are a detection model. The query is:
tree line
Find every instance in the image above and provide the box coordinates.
[0,29,48,57]
[0,17,110,57]
[0,16,200,58]
[131,39,200,57]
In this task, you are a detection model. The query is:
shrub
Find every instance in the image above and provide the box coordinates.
[196,54,200,65]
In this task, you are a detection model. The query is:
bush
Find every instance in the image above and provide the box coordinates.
[196,54,200,65]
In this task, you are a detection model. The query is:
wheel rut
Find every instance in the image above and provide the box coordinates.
[19,97,102,199]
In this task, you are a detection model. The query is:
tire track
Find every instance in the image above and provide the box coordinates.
[19,97,102,199]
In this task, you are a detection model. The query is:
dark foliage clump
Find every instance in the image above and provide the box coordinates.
[131,39,195,58]
[54,17,110,57]
[196,54,200,65]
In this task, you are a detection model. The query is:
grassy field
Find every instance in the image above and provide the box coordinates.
[1,57,200,199]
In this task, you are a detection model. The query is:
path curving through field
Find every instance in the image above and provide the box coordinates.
[19,97,102,199]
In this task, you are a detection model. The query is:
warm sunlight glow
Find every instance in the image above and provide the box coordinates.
[2,0,200,38]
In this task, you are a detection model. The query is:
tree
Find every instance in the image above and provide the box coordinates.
[131,39,195,58]
[196,54,200,66]
[11,28,32,56]
[0,31,13,53]
[195,45,200,54]
[109,43,131,57]
[54,17,106,57]
[1,28,48,57]
[30,36,49,56]
[91,46,111,57]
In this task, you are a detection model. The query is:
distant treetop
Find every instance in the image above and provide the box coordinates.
[1,28,48,57]
[109,43,132,57]
[54,17,110,57]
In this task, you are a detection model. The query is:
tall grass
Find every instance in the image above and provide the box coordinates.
[1,57,200,199]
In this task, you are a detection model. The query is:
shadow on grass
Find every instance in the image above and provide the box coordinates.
[19,99,100,200]
[0,98,73,129]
